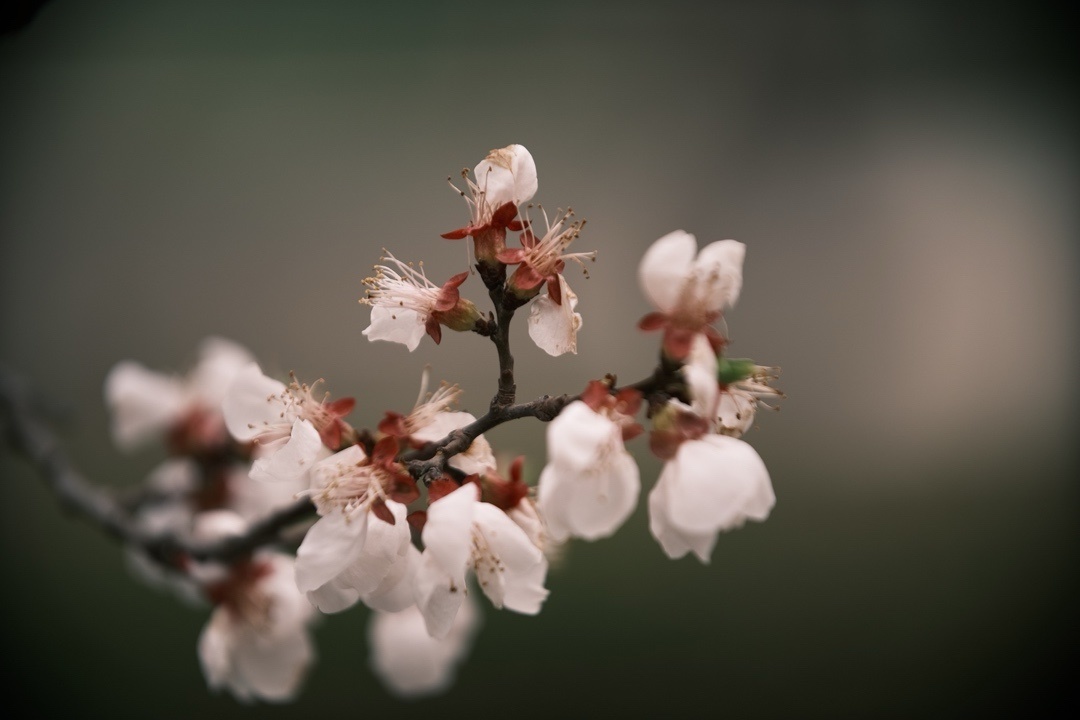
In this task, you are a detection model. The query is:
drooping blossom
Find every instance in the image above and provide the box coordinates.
[361,252,482,351]
[105,336,254,452]
[378,370,496,477]
[222,364,355,484]
[537,382,643,542]
[637,230,745,360]
[647,343,775,565]
[442,144,537,263]
[368,594,480,699]
[294,439,420,614]
[192,511,317,703]
[648,426,774,563]
[414,483,549,639]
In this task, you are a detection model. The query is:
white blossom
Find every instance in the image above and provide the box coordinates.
[105,336,253,451]
[294,445,415,613]
[193,512,316,703]
[415,483,549,639]
[537,400,640,542]
[368,594,480,699]
[222,363,347,484]
[648,431,774,563]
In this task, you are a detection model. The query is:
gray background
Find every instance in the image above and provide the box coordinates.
[1,1,1076,717]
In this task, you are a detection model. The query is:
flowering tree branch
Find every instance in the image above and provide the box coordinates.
[3,143,784,703]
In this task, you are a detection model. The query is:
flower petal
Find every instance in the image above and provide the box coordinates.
[363,304,427,352]
[222,363,288,442]
[694,239,745,309]
[368,594,479,698]
[527,276,581,356]
[413,550,466,640]
[422,482,478,577]
[638,230,696,314]
[250,419,326,484]
[104,361,187,449]
[663,435,774,534]
[294,510,370,595]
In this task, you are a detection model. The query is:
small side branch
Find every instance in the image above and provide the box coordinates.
[0,367,317,566]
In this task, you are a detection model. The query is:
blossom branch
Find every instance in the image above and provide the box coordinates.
[0,367,318,565]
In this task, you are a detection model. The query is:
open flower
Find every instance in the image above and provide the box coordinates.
[685,333,784,438]
[223,364,354,484]
[361,252,481,351]
[648,430,774,563]
[105,336,254,452]
[442,144,537,263]
[378,370,496,477]
[637,230,745,360]
[414,483,549,639]
[193,512,316,703]
[295,440,420,613]
[368,594,480,699]
[537,382,642,542]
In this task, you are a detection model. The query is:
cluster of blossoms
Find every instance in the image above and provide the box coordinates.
[101,144,782,702]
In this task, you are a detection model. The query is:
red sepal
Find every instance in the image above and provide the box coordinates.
[388,475,420,505]
[491,201,519,229]
[378,411,409,438]
[649,429,682,461]
[637,312,668,332]
[496,248,527,264]
[441,227,471,240]
[662,326,696,361]
[372,435,399,464]
[427,477,459,504]
[580,380,610,412]
[371,498,396,525]
[326,397,355,417]
[425,317,443,344]
[546,275,562,305]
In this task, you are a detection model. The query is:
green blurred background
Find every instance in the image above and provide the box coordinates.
[1,1,1076,717]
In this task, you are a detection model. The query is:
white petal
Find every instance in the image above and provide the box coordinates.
[192,510,248,542]
[308,445,368,492]
[146,457,200,494]
[231,628,313,702]
[305,576,361,614]
[363,304,426,352]
[422,483,478,576]
[474,144,537,210]
[189,336,255,407]
[363,544,420,613]
[648,476,717,563]
[682,362,720,421]
[562,449,640,541]
[501,556,550,615]
[638,230,697,314]
[473,503,547,613]
[527,276,580,356]
[226,464,306,522]
[250,419,326,484]
[717,389,756,437]
[222,363,288,442]
[368,594,480,698]
[536,464,573,543]
[104,361,187,449]
[663,435,774,534]
[695,239,745,309]
[198,610,237,694]
[411,412,497,476]
[413,550,466,640]
[337,500,410,595]
[294,510,370,595]
[545,401,617,472]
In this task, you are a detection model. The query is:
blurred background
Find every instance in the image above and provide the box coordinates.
[1,0,1076,717]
